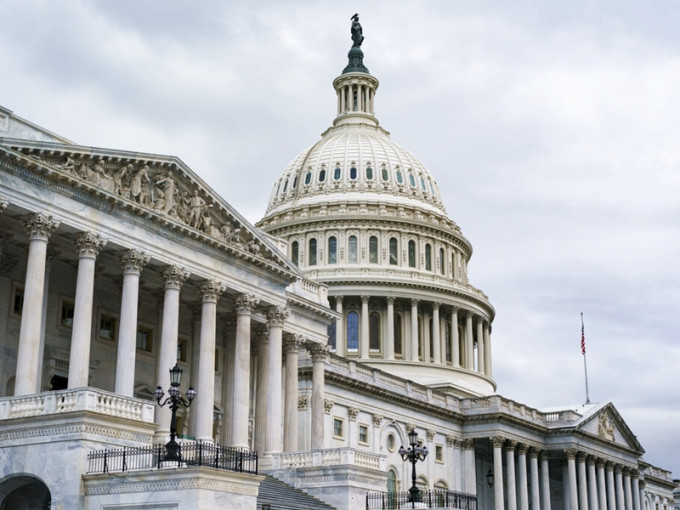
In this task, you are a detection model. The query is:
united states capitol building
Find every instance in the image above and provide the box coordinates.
[0,18,676,510]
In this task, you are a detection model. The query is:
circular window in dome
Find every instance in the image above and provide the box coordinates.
[387,433,396,452]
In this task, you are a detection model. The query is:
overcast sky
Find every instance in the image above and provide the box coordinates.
[2,1,679,477]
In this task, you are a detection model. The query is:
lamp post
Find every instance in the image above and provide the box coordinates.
[154,364,196,462]
[399,429,428,507]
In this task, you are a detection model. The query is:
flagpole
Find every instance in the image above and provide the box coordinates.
[581,312,591,405]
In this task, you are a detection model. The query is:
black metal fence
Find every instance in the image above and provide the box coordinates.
[87,442,258,475]
[366,489,477,510]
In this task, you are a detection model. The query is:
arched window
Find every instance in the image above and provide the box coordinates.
[387,469,398,493]
[389,237,398,265]
[369,312,380,352]
[308,238,317,266]
[350,166,357,180]
[366,166,373,180]
[425,244,432,271]
[282,179,288,192]
[429,180,435,195]
[394,314,403,355]
[348,236,358,263]
[291,241,299,265]
[304,171,312,185]
[292,176,298,188]
[347,311,359,352]
[334,166,341,180]
[381,167,389,181]
[408,240,416,267]
[327,322,336,351]
[328,236,337,264]
[319,169,326,182]
[420,176,427,190]
[409,173,416,187]
[369,236,378,263]
[396,170,404,184]
[439,248,445,275]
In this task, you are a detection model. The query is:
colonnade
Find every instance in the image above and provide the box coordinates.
[332,296,492,376]
[9,210,327,455]
[492,438,643,510]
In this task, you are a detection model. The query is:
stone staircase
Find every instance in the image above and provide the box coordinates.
[257,475,337,510]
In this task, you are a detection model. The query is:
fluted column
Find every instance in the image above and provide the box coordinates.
[386,297,395,360]
[265,306,288,454]
[335,296,344,356]
[231,293,259,449]
[114,249,149,397]
[221,320,235,445]
[518,444,529,510]
[607,463,617,510]
[283,334,303,452]
[194,280,225,442]
[484,321,492,376]
[15,213,59,396]
[578,452,590,510]
[566,449,579,510]
[615,466,625,510]
[154,265,189,439]
[588,457,599,510]
[476,316,485,374]
[465,312,474,369]
[451,307,460,367]
[463,439,477,494]
[254,328,269,454]
[310,343,328,450]
[598,460,609,510]
[541,451,552,510]
[432,303,441,364]
[360,295,369,359]
[492,437,505,510]
[623,468,633,510]
[68,232,106,389]
[631,472,641,510]
[507,440,518,510]
[529,449,540,510]
[410,299,419,361]
[188,303,202,437]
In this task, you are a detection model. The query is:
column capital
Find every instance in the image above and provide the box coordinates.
[606,460,615,471]
[298,394,309,410]
[267,305,289,327]
[335,295,344,304]
[539,450,550,462]
[432,302,441,311]
[410,298,419,307]
[75,231,107,258]
[426,429,436,442]
[528,447,540,459]
[372,414,383,427]
[386,296,396,305]
[623,466,632,476]
[25,212,60,241]
[638,479,645,489]
[597,458,607,469]
[492,435,506,448]
[614,464,623,474]
[200,279,225,303]
[161,265,190,290]
[446,434,457,447]
[587,455,597,466]
[308,342,329,361]
[324,398,334,414]
[462,438,475,450]
[517,443,529,455]
[236,293,260,314]
[466,310,473,319]
[631,469,640,479]
[283,333,304,354]
[405,423,416,433]
[565,448,578,460]
[0,200,8,213]
[505,439,517,452]
[450,305,458,314]
[348,407,359,421]
[360,295,370,304]
[119,249,149,274]
[577,451,588,462]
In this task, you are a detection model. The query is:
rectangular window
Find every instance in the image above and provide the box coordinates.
[333,418,344,439]
[99,312,117,340]
[436,445,444,463]
[136,326,153,353]
[177,337,189,362]
[359,424,369,445]
[215,348,221,372]
[12,285,24,316]
[60,299,75,328]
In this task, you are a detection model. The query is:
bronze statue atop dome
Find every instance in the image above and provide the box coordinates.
[350,13,364,47]
[343,14,369,74]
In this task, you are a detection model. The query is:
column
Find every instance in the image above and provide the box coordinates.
[114,249,149,396]
[265,306,288,454]
[432,303,441,364]
[492,437,505,510]
[283,334,303,452]
[188,303,202,438]
[360,295,369,359]
[15,213,59,396]
[451,307,460,367]
[477,317,485,374]
[615,466,625,510]
[465,312,474,369]
[310,343,328,450]
[598,460,609,510]
[37,247,56,391]
[578,452,589,510]
[221,321,235,446]
[631,472,641,510]
[566,449,579,510]
[385,297,395,360]
[254,328,269,454]
[423,310,431,361]
[335,296,345,356]
[606,463,617,510]
[68,233,107,388]
[410,299,419,361]
[484,321,492,376]
[529,449,540,510]
[518,444,529,510]
[154,265,189,439]
[541,451,552,510]
[623,469,633,510]
[506,440,518,510]
[194,279,225,442]
[463,439,477,495]
[588,457,599,510]
[231,293,259,449]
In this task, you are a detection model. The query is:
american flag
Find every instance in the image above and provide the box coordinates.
[580,315,586,355]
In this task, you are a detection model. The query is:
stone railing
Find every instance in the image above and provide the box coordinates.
[0,388,155,423]
[271,448,386,471]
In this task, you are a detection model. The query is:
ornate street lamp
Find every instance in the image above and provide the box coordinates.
[399,429,428,506]
[154,364,196,462]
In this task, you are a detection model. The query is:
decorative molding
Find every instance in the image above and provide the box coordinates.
[372,414,383,427]
[161,265,190,290]
[298,394,309,410]
[348,407,359,421]
[24,212,60,241]
[85,477,259,496]
[323,399,334,414]
[266,305,289,327]
[200,279,226,303]
[119,249,150,274]
[426,429,436,442]
[236,293,260,315]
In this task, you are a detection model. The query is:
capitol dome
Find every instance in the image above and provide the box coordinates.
[258,28,495,397]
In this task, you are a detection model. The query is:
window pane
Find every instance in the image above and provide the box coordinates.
[349,236,358,263]
[347,311,359,351]
[291,241,299,265]
[327,322,336,350]
[350,166,357,180]
[408,241,416,267]
[369,312,380,351]
[334,167,341,180]
[366,166,373,179]
[440,248,445,274]
[409,174,416,187]
[319,169,326,182]
[396,170,403,184]
[304,171,312,185]
[309,238,317,266]
[382,168,389,181]
[328,236,337,264]
[389,238,398,265]
[425,244,432,271]
[369,236,378,263]
[394,314,402,355]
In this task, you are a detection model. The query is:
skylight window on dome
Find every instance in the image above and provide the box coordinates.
[348,236,358,263]
[334,166,341,180]
[291,241,299,266]
[304,171,312,185]
[328,236,337,264]
[409,173,416,187]
[425,244,432,271]
[283,179,288,192]
[382,167,389,181]
[319,169,326,182]
[350,166,357,180]
[366,166,373,180]
[396,169,403,184]
[429,180,435,195]
[408,240,416,267]
[292,176,298,188]
[389,238,398,265]
[420,176,427,191]
[309,238,317,266]
[369,236,378,263]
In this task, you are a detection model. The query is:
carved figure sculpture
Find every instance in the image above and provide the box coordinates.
[187,190,209,229]
[130,166,151,205]
[112,164,130,196]
[350,13,364,47]
[598,413,616,442]
[155,172,177,214]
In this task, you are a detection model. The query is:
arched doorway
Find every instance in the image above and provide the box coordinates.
[0,475,51,510]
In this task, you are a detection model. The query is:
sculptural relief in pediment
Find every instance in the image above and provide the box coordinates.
[597,411,616,442]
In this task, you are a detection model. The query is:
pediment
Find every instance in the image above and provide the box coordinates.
[0,139,300,279]
[577,403,644,454]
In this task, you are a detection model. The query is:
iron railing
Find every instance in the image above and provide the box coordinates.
[366,489,477,510]
[87,442,258,475]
